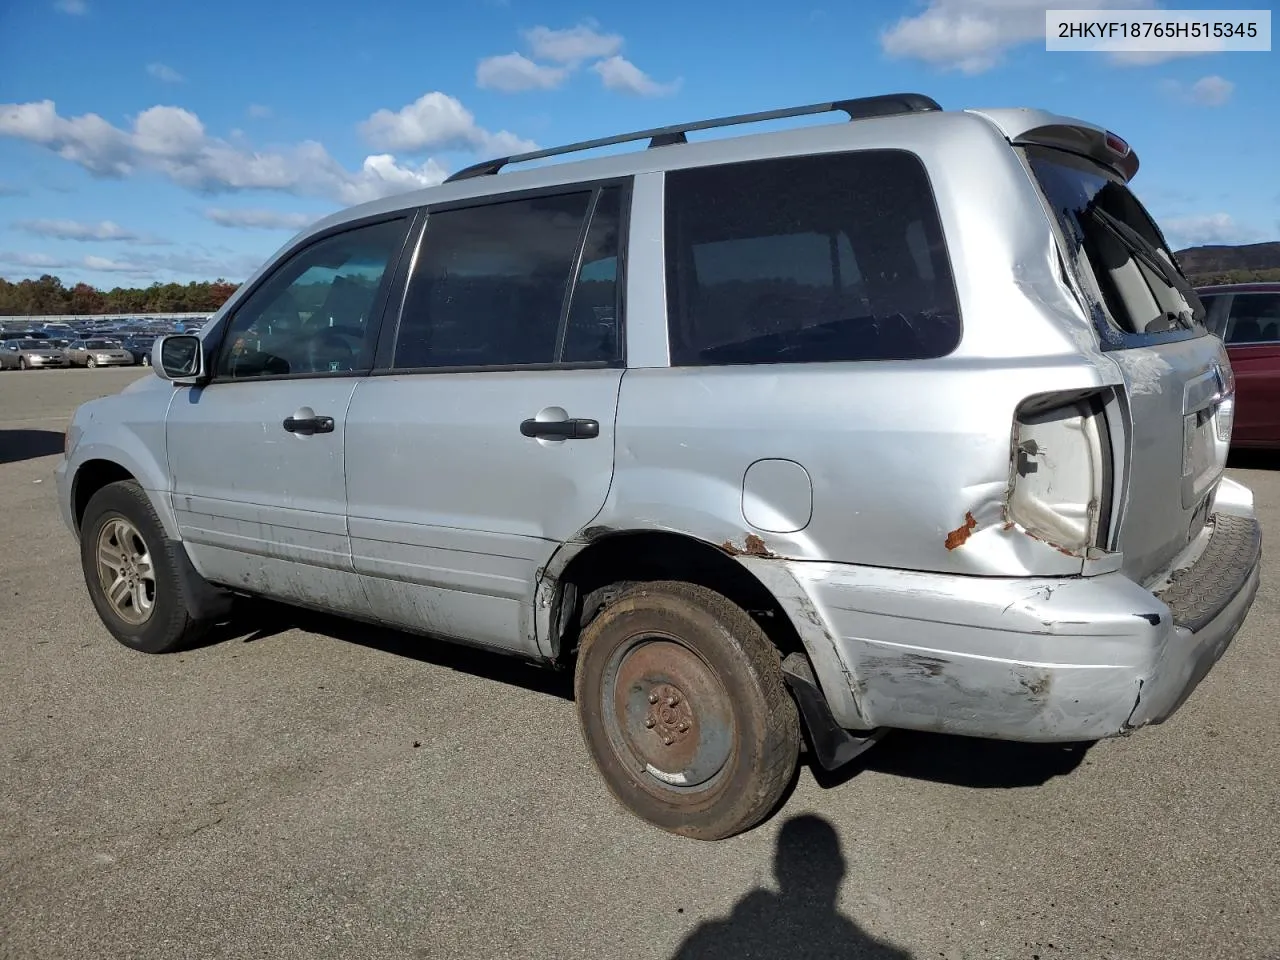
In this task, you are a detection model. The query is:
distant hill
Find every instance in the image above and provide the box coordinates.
[1174,241,1280,285]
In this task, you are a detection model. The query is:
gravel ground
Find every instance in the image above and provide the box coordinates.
[1,366,1277,960]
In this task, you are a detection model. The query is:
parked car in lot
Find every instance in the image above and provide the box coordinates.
[63,338,135,368]
[119,335,157,365]
[0,338,69,370]
[56,94,1262,840]
[1197,282,1280,449]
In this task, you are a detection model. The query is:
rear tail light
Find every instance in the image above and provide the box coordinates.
[1007,391,1113,554]
[1215,363,1235,444]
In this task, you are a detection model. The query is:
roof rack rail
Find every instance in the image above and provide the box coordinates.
[443,92,942,184]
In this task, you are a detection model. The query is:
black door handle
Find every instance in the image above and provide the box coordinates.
[520,417,600,440]
[283,415,335,435]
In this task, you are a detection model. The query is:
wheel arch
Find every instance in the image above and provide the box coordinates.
[535,528,872,720]
[69,444,178,541]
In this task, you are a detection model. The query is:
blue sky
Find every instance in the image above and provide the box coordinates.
[0,0,1276,286]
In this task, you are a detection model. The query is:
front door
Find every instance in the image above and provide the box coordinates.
[345,184,627,654]
[166,215,412,611]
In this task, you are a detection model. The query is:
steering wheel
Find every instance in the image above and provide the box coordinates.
[301,328,357,373]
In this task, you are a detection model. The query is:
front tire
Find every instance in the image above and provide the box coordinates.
[574,581,800,840]
[18,357,27,370]
[79,480,209,653]
[86,358,97,368]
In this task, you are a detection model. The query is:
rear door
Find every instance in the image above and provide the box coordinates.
[166,214,412,610]
[1025,146,1231,583]
[344,183,627,655]
[1219,292,1280,447]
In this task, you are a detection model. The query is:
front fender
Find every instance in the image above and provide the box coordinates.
[60,387,178,540]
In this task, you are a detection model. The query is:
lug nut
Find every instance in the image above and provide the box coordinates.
[644,717,655,728]
[662,736,673,745]
[648,692,659,704]
[666,695,679,706]
[678,721,690,732]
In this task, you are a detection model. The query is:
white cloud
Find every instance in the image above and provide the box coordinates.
[55,0,88,14]
[880,0,1158,74]
[0,99,463,205]
[1160,74,1235,106]
[358,92,535,155]
[0,247,267,281]
[1162,213,1265,248]
[0,250,141,273]
[247,103,273,119]
[523,22,623,65]
[477,53,569,92]
[203,208,319,230]
[591,56,681,96]
[146,62,185,83]
[14,218,168,244]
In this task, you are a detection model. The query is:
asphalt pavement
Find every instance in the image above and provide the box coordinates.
[1,366,1277,960]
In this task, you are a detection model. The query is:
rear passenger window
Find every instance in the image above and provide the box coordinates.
[394,191,594,369]
[1222,293,1280,344]
[664,150,960,366]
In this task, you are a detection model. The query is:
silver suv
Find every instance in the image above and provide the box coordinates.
[56,94,1262,840]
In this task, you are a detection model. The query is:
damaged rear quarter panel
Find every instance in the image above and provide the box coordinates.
[600,361,1115,578]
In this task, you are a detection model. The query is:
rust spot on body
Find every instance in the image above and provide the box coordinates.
[944,512,977,550]
[722,533,777,558]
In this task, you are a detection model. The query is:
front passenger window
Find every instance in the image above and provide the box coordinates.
[217,218,408,379]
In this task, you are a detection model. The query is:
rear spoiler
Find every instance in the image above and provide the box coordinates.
[965,108,1140,182]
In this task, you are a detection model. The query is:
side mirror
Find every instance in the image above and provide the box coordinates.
[153,334,207,383]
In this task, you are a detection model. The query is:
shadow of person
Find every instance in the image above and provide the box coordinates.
[671,814,911,960]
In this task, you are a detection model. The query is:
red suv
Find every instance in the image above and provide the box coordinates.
[1197,282,1280,449]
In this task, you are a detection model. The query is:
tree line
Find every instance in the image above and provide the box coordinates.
[1187,268,1280,287]
[0,275,240,316]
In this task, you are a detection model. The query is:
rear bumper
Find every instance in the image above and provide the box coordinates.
[745,501,1261,743]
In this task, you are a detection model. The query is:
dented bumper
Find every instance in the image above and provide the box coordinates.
[742,511,1262,743]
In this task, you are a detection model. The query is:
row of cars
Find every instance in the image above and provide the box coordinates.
[0,317,206,371]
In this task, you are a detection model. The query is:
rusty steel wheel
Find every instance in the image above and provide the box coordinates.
[574,580,800,840]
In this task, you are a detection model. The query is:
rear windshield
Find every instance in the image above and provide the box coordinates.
[1026,146,1204,337]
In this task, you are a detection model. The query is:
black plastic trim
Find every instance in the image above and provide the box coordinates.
[781,652,886,771]
[1157,514,1262,632]
[166,538,234,622]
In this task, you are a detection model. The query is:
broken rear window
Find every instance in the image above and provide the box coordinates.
[1026,146,1206,338]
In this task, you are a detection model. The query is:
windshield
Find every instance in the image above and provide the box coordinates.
[1026,146,1204,336]
[85,340,116,349]
[17,339,48,349]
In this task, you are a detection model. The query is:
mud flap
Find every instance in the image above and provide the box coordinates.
[165,538,235,622]
[781,652,886,771]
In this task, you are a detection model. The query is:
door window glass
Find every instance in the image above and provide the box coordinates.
[562,186,624,364]
[394,192,593,369]
[1222,293,1280,344]
[217,218,408,379]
